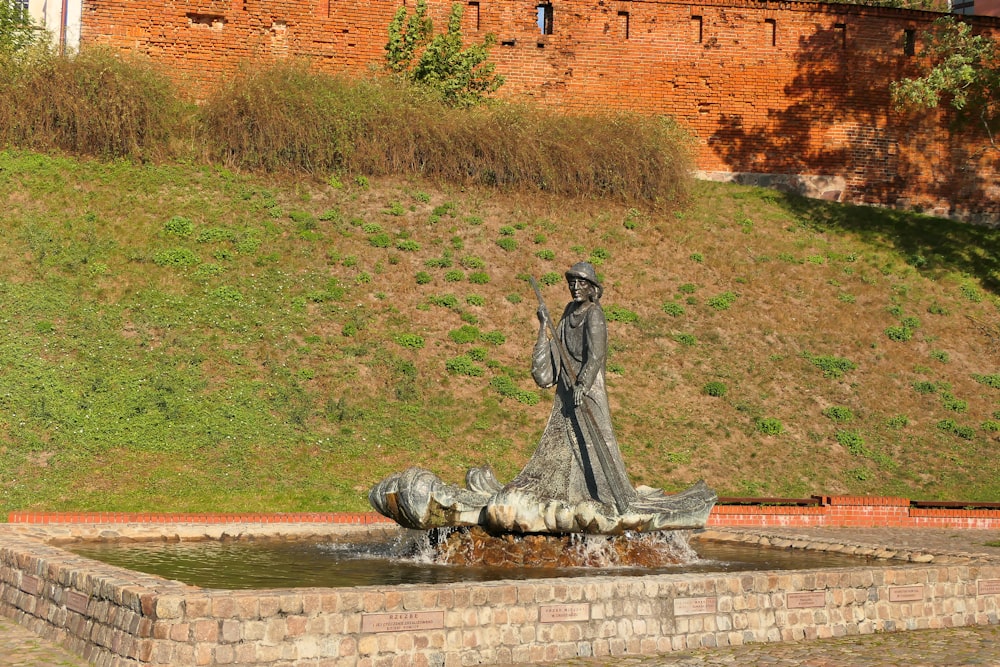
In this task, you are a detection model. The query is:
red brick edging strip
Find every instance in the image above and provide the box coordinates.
[707,495,1000,529]
[6,511,396,525]
[9,495,1000,528]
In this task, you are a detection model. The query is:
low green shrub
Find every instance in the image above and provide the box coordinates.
[153,248,200,267]
[490,375,540,405]
[886,415,909,429]
[481,330,506,345]
[496,237,517,252]
[703,381,727,397]
[836,429,867,455]
[445,355,484,376]
[164,216,193,237]
[802,352,856,379]
[972,374,1000,390]
[885,325,913,342]
[468,272,490,284]
[394,334,425,349]
[540,272,562,286]
[822,406,854,422]
[755,417,784,435]
[662,302,685,317]
[605,305,638,323]
[449,325,481,344]
[197,227,235,244]
[428,294,459,308]
[707,291,738,311]
[672,333,697,346]
[369,233,391,248]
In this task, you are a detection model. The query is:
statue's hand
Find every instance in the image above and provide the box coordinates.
[573,383,586,406]
[537,305,551,329]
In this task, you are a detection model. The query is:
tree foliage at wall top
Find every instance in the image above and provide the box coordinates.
[385,0,504,107]
[891,17,1000,152]
[820,0,947,8]
[0,0,38,54]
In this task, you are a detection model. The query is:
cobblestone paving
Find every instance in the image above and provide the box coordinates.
[2,528,999,666]
[0,617,87,667]
[552,624,1000,666]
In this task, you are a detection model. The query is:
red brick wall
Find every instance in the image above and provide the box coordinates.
[80,0,1000,219]
[11,497,1000,528]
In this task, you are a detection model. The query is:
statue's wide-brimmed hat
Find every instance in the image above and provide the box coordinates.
[565,261,603,297]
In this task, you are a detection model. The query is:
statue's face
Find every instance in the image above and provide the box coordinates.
[568,277,594,302]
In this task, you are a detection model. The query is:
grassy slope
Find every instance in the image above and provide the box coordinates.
[1,150,998,515]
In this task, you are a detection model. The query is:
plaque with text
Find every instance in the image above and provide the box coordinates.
[20,575,39,595]
[979,579,1000,596]
[674,596,717,616]
[66,591,89,614]
[361,611,445,633]
[540,603,590,623]
[787,591,826,609]
[888,585,924,602]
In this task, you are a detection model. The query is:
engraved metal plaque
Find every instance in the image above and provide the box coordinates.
[66,591,89,614]
[673,596,717,616]
[540,603,590,623]
[979,579,1000,596]
[888,585,924,602]
[787,591,826,608]
[361,611,445,633]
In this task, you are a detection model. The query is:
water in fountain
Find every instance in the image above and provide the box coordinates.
[392,526,699,568]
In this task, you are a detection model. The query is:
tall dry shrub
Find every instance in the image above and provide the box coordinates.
[201,62,692,205]
[200,62,359,172]
[0,46,181,159]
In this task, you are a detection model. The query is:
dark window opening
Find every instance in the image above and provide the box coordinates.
[903,29,915,56]
[537,4,553,35]
[618,11,630,40]
[765,18,776,47]
[468,2,480,31]
[834,23,846,49]
[187,12,226,29]
[691,15,703,44]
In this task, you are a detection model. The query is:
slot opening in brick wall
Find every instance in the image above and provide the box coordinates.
[618,11,630,39]
[765,18,776,47]
[834,22,846,49]
[903,28,915,55]
[468,1,480,31]
[537,3,553,35]
[187,13,226,30]
[691,15,703,44]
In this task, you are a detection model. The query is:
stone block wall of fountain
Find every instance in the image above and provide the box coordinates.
[3,523,1000,666]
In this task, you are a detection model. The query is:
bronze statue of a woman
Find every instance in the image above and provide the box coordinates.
[370,263,716,535]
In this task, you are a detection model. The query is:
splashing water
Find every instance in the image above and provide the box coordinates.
[392,526,700,569]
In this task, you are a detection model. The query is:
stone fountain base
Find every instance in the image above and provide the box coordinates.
[419,526,698,568]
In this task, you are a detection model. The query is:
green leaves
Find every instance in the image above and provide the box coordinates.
[384,1,504,107]
[891,17,999,148]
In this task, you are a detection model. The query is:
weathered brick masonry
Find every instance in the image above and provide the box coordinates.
[81,0,1000,220]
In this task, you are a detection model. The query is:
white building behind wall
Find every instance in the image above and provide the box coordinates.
[26,0,83,51]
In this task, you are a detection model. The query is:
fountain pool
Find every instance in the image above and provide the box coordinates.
[65,528,890,590]
[2,522,995,667]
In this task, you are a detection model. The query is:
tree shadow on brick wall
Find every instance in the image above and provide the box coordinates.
[708,22,996,214]
[706,23,1000,293]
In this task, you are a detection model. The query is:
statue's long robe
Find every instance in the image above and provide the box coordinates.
[507,299,636,508]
